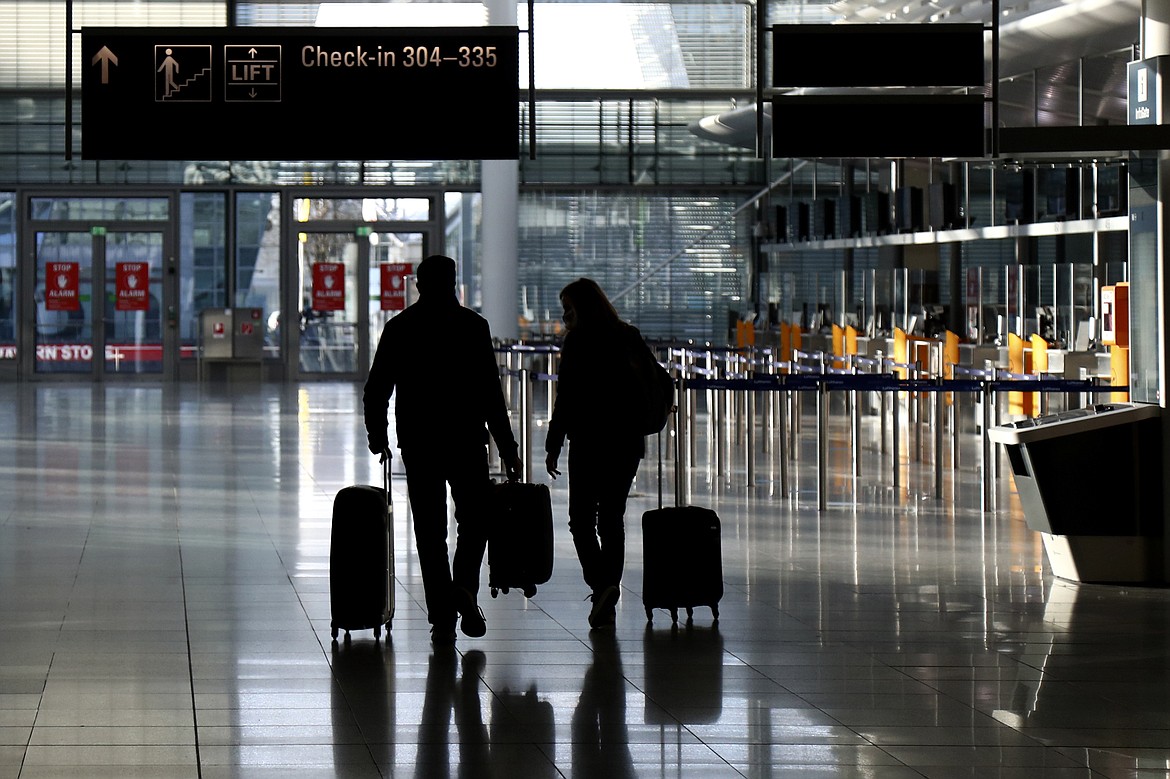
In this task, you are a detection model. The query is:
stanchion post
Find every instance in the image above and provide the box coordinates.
[817,376,828,512]
[877,350,888,455]
[746,372,756,486]
[892,371,902,495]
[778,376,790,497]
[851,357,861,480]
[934,376,945,499]
[981,378,994,510]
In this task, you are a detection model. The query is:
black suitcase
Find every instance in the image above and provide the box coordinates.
[330,456,394,641]
[641,505,722,624]
[488,480,554,598]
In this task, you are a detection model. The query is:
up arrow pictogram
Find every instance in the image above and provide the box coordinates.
[91,46,119,84]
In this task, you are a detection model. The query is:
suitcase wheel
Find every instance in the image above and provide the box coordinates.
[491,587,499,598]
[522,585,537,599]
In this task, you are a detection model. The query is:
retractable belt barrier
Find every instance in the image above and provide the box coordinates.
[682,374,1122,395]
[494,341,1126,514]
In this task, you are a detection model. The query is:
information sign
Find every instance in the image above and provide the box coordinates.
[81,27,519,160]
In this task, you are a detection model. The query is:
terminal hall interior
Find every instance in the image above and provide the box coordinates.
[6,0,1170,776]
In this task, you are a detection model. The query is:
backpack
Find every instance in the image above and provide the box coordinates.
[625,336,675,436]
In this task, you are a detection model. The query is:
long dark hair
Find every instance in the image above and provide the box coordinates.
[560,277,623,330]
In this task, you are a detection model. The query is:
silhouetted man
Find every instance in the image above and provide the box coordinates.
[364,254,522,645]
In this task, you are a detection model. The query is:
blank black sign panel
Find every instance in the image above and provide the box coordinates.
[81,27,520,161]
[772,95,985,158]
[773,24,985,88]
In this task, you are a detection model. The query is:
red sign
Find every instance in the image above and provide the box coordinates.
[0,344,200,361]
[312,262,345,311]
[380,263,411,311]
[45,262,80,311]
[116,262,150,311]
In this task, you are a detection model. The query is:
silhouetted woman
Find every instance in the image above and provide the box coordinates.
[545,277,655,629]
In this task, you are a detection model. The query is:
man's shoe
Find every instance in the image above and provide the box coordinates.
[430,624,456,646]
[588,585,620,630]
[456,587,487,638]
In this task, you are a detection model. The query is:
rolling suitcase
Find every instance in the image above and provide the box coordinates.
[330,453,394,641]
[642,395,723,625]
[488,479,554,598]
[641,505,722,624]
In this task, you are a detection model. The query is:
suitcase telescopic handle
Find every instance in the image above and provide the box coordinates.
[381,448,392,508]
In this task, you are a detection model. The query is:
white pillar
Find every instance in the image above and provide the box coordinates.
[1144,0,1170,57]
[481,0,520,340]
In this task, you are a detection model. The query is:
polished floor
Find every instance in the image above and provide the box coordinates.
[1,380,1169,778]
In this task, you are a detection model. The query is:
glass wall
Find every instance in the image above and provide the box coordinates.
[517,192,749,342]
[0,193,13,357]
[236,192,281,356]
[179,192,227,361]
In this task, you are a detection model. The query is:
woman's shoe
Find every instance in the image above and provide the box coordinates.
[588,585,620,629]
[456,587,487,638]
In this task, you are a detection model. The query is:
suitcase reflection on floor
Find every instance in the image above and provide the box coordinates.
[329,639,396,765]
[491,682,557,778]
[643,621,725,725]
[412,649,558,778]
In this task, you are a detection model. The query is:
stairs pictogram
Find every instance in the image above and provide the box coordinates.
[163,66,211,100]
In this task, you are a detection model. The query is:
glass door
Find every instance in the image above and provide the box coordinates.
[34,231,93,374]
[104,231,166,374]
[296,230,362,376]
[286,194,439,381]
[367,231,426,355]
[32,229,169,377]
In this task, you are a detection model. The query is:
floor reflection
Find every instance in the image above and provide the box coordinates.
[572,631,635,778]
[643,621,725,725]
[330,636,395,768]
[489,681,557,778]
[414,648,491,779]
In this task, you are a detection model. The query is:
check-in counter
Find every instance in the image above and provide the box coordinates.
[988,402,1164,583]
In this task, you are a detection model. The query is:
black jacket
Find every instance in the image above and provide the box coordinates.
[363,293,518,456]
[545,321,650,459]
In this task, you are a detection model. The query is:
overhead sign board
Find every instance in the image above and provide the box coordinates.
[773,24,985,88]
[772,95,985,158]
[81,26,520,161]
[1128,56,1167,125]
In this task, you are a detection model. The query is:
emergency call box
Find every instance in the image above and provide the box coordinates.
[1101,283,1129,347]
[200,308,234,359]
[233,307,265,359]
